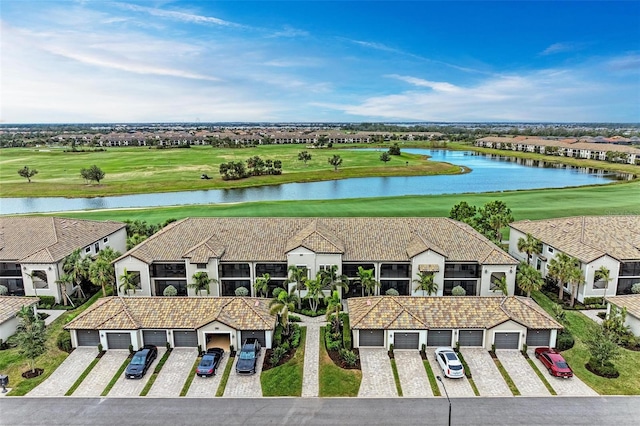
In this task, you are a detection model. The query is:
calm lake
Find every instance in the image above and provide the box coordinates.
[0,149,632,215]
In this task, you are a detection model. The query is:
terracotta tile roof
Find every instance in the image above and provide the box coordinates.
[510,216,640,262]
[606,295,640,320]
[0,296,39,324]
[119,218,517,265]
[64,296,275,331]
[348,296,562,330]
[0,217,126,263]
[478,137,640,154]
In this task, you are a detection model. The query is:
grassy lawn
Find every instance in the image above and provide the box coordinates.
[422,360,441,396]
[318,327,361,397]
[0,291,106,396]
[215,354,235,397]
[389,358,402,396]
[65,355,101,396]
[180,357,200,396]
[101,356,130,396]
[0,144,460,197]
[140,349,172,396]
[492,357,520,396]
[531,290,640,395]
[260,327,307,396]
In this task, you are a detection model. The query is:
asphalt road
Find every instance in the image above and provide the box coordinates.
[1,397,638,425]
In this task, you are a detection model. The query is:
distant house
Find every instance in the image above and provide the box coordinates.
[348,295,562,350]
[0,296,39,342]
[509,216,640,303]
[0,217,127,303]
[605,295,640,337]
[113,217,518,299]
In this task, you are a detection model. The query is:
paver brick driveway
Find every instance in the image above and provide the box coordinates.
[358,348,397,397]
[426,348,474,397]
[393,350,432,397]
[73,350,129,397]
[223,349,264,397]
[528,349,598,396]
[147,348,198,397]
[187,352,230,397]
[28,347,96,396]
[461,348,511,396]
[107,348,166,397]
[496,350,549,396]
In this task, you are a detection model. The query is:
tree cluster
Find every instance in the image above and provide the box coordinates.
[449,200,514,243]
[219,156,282,180]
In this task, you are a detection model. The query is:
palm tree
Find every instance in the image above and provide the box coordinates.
[15,305,46,373]
[568,266,585,307]
[516,262,543,297]
[548,253,580,302]
[89,247,121,296]
[325,290,342,333]
[188,271,216,296]
[269,288,299,335]
[413,271,437,296]
[319,265,349,295]
[494,275,509,296]
[517,233,542,265]
[63,249,91,300]
[357,266,379,296]
[118,268,138,296]
[253,273,270,298]
[305,274,326,314]
[286,265,307,309]
[595,266,612,300]
[55,273,75,306]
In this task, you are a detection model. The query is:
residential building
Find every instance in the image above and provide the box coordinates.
[113,217,518,299]
[0,217,127,303]
[347,295,562,350]
[64,296,275,350]
[509,216,640,302]
[605,295,640,337]
[0,296,39,342]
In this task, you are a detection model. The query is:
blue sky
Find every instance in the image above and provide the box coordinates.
[1,1,639,123]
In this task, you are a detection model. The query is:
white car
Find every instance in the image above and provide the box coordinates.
[435,347,465,379]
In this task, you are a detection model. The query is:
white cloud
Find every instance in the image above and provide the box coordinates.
[540,42,581,56]
[113,2,244,28]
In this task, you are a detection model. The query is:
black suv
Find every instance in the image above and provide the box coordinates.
[235,338,261,375]
[125,344,158,379]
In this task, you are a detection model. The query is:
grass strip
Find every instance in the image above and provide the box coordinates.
[180,356,201,397]
[455,350,480,396]
[492,356,521,396]
[422,360,441,396]
[140,349,172,396]
[524,355,557,395]
[261,327,307,396]
[64,355,101,396]
[101,355,131,397]
[318,326,361,397]
[389,358,403,397]
[215,354,235,397]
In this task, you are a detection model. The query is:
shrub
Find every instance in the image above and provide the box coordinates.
[98,343,103,353]
[272,287,284,297]
[235,287,249,297]
[632,283,640,294]
[166,341,171,350]
[38,295,56,308]
[56,330,73,353]
[129,344,134,354]
[451,285,466,296]
[385,288,399,296]
[288,314,301,323]
[586,358,620,378]
[556,330,575,351]
[325,330,341,351]
[584,297,604,306]
[290,324,301,348]
[274,324,284,347]
[339,348,359,367]
[269,346,288,365]
[163,285,178,296]
[0,285,8,296]
[342,316,352,350]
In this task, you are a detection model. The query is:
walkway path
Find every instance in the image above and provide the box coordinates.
[28,348,96,396]
[298,313,326,398]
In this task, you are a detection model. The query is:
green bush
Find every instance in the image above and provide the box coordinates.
[586,358,620,378]
[289,324,301,348]
[584,297,604,306]
[38,296,56,308]
[631,283,640,294]
[56,330,73,353]
[342,316,352,350]
[339,348,359,367]
[0,285,8,296]
[274,324,284,347]
[235,287,249,297]
[385,288,399,296]
[556,330,575,351]
[325,330,341,351]
[288,314,301,323]
[269,346,288,365]
[163,285,177,296]
[451,285,466,296]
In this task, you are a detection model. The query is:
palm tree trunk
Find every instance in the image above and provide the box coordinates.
[558,280,564,301]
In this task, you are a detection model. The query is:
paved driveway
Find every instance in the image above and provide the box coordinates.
[147,348,198,397]
[496,350,550,396]
[460,348,511,397]
[187,353,230,397]
[107,348,166,397]
[223,349,264,397]
[72,350,129,397]
[426,348,474,397]
[358,348,397,398]
[28,348,97,396]
[528,349,598,396]
[393,350,432,397]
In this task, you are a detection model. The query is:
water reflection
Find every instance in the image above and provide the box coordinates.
[1,149,634,215]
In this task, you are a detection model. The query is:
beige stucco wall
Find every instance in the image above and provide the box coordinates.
[479,264,517,297]
[486,320,526,350]
[21,262,65,303]
[114,256,151,296]
[388,329,427,348]
[581,255,620,302]
[186,258,220,296]
[410,250,445,296]
[101,330,137,350]
[199,320,237,348]
[0,317,19,342]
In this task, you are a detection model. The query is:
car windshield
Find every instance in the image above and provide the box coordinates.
[556,361,569,368]
[445,352,458,361]
[450,364,463,370]
[131,355,145,365]
[239,351,255,360]
[200,358,213,367]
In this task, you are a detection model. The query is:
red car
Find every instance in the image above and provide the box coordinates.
[534,347,573,378]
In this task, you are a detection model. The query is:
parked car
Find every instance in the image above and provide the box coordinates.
[535,347,573,378]
[236,338,261,375]
[197,348,225,377]
[435,347,465,379]
[125,345,158,379]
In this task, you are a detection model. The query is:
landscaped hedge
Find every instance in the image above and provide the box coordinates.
[342,316,352,350]
[586,358,620,378]
[556,330,575,351]
[274,324,284,347]
[38,296,56,308]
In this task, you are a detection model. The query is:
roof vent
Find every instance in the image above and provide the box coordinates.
[254,301,259,307]
[366,300,371,306]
